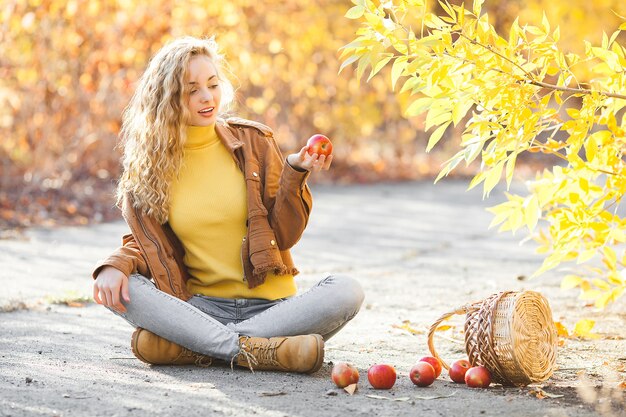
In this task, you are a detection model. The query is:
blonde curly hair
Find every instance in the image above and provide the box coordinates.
[117,36,235,223]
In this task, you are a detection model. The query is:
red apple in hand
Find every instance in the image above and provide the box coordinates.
[465,366,492,388]
[331,362,359,388]
[306,134,333,157]
[367,364,396,389]
[419,356,442,378]
[449,359,471,383]
[409,362,436,387]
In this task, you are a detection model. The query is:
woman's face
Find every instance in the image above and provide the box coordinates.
[185,55,222,126]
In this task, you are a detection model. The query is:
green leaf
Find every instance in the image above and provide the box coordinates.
[426,121,451,152]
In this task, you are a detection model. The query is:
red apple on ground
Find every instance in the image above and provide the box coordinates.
[409,362,436,387]
[331,362,359,388]
[367,364,397,389]
[449,359,471,383]
[465,366,492,388]
[419,356,442,378]
[306,134,333,157]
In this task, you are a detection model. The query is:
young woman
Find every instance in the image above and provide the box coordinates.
[92,36,364,373]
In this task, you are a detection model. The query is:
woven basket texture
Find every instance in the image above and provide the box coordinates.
[428,290,557,386]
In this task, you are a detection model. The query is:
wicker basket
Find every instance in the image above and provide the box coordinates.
[427,290,558,386]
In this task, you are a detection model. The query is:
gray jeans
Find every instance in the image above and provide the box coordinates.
[112,274,364,361]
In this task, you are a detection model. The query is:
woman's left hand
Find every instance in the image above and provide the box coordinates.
[287,146,333,173]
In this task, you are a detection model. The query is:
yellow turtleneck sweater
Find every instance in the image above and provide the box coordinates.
[168,124,296,300]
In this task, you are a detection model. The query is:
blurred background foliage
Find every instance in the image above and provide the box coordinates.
[0,0,624,229]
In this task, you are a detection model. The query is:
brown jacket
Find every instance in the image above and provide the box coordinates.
[92,117,313,301]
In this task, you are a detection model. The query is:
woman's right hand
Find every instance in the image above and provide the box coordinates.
[93,266,131,313]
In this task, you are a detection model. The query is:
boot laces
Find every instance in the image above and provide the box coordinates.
[177,347,213,368]
[234,337,281,372]
[232,339,258,373]
[252,340,280,366]
[193,355,213,368]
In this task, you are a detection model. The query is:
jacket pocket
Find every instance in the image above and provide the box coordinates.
[244,161,268,217]
[248,229,283,271]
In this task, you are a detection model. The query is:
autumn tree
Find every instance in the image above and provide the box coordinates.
[1,0,423,229]
[340,0,626,309]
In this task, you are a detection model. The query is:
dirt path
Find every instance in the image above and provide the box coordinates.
[1,181,624,417]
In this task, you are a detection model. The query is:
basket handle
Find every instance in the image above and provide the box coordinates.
[427,304,477,370]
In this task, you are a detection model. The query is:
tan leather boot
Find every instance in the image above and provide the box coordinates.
[236,334,324,374]
[131,328,213,367]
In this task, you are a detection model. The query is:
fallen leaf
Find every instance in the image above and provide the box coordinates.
[392,321,424,335]
[529,388,564,399]
[258,391,287,397]
[344,384,357,395]
[618,381,626,390]
[66,301,85,308]
[436,325,455,331]
[573,319,600,339]
[414,392,457,400]
[554,321,569,337]
[365,394,411,402]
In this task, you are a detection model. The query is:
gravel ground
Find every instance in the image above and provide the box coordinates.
[1,180,624,417]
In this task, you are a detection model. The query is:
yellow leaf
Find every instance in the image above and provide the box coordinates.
[541,12,550,34]
[577,249,596,264]
[391,56,408,91]
[483,161,504,197]
[554,321,569,337]
[436,325,454,331]
[426,121,451,152]
[368,55,393,81]
[602,246,617,269]
[467,171,486,190]
[608,272,624,286]
[392,321,423,335]
[592,278,611,291]
[561,275,582,290]
[585,133,597,162]
[620,22,626,31]
[345,5,365,19]
[579,288,602,301]
[452,100,473,126]
[611,287,625,301]
[594,291,613,309]
[405,97,434,118]
[339,54,360,74]
[573,319,600,339]
[524,195,539,231]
